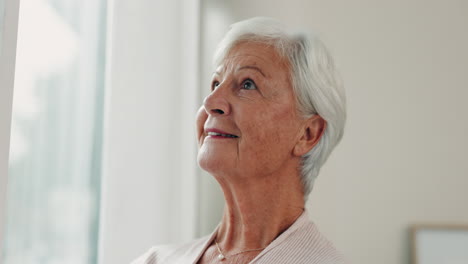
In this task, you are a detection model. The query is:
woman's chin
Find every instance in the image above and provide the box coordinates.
[197,151,233,175]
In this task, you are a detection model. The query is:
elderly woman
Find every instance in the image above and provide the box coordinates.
[133,17,346,264]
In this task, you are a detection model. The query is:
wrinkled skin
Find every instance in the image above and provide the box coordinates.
[195,41,325,264]
[197,42,309,181]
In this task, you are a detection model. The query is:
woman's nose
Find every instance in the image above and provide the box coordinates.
[203,86,231,116]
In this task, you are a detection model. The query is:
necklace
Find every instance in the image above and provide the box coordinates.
[214,239,266,261]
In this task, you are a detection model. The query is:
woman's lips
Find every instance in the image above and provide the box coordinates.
[205,128,239,138]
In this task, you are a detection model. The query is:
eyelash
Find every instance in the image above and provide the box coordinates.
[241,79,257,90]
[211,79,257,91]
[211,81,220,91]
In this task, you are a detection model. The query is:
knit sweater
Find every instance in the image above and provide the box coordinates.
[131,211,346,264]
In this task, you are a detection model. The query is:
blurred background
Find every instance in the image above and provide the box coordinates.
[1,0,467,264]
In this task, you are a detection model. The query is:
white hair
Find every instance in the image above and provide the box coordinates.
[213,17,346,198]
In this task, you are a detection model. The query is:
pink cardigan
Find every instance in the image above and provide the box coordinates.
[132,211,346,264]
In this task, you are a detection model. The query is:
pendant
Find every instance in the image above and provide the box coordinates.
[217,254,226,261]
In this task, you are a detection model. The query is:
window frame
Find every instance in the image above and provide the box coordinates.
[0,0,20,255]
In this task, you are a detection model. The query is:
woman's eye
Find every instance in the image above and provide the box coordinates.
[242,79,257,90]
[211,81,220,90]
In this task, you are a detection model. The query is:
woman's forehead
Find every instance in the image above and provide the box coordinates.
[215,42,288,76]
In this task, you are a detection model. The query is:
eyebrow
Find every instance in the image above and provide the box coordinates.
[213,65,267,77]
[237,65,266,77]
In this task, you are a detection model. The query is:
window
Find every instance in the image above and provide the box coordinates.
[3,0,107,262]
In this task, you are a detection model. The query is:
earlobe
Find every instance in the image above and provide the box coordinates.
[293,115,326,157]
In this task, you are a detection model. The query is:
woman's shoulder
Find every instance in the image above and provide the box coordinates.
[130,235,212,264]
[297,221,347,264]
[254,214,347,264]
[283,219,346,263]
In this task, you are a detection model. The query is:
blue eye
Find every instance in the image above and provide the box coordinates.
[242,79,257,90]
[211,81,220,91]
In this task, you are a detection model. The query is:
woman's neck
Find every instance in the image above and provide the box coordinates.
[214,171,305,253]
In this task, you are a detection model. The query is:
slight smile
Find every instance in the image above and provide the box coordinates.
[205,128,239,139]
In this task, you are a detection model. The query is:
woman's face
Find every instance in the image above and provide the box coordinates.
[197,42,305,180]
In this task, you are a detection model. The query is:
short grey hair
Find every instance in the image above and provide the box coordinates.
[213,17,346,198]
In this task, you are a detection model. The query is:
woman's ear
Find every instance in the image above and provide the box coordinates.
[293,115,326,157]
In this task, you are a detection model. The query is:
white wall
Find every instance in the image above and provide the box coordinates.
[0,0,19,255]
[98,0,200,263]
[200,1,468,264]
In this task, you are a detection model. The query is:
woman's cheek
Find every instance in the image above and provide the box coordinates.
[196,106,208,145]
